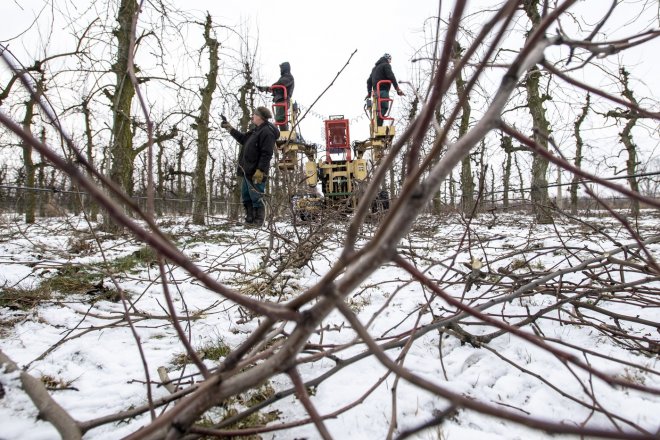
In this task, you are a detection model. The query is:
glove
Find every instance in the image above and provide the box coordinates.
[252,169,265,184]
[221,120,233,131]
[396,88,404,96]
[257,85,269,92]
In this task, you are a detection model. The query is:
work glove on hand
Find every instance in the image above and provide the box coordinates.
[221,120,233,131]
[252,169,265,184]
[396,88,405,96]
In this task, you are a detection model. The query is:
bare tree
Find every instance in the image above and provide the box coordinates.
[570,92,590,214]
[19,73,44,224]
[499,134,525,209]
[192,13,219,225]
[453,42,476,213]
[107,0,139,206]
[522,0,553,224]
[606,68,642,217]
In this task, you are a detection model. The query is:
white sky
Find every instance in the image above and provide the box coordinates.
[2,1,658,170]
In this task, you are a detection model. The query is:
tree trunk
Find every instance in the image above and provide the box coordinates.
[192,14,219,225]
[571,93,590,214]
[555,158,562,209]
[477,142,486,207]
[208,150,216,215]
[490,167,495,205]
[37,148,46,218]
[526,64,552,223]
[449,174,455,208]
[619,68,640,217]
[622,117,640,217]
[21,76,44,224]
[156,141,165,217]
[219,159,227,215]
[501,135,513,209]
[453,42,475,213]
[176,138,185,214]
[107,0,138,230]
[82,98,99,221]
[514,154,524,204]
[523,0,553,224]
[431,108,443,214]
[404,91,419,212]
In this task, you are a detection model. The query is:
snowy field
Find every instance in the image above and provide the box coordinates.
[0,211,659,439]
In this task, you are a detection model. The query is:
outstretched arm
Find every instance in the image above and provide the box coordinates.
[383,64,404,95]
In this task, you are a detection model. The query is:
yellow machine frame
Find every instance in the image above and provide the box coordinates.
[275,80,398,219]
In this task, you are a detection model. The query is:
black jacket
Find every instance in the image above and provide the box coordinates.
[272,62,294,102]
[229,122,279,179]
[367,57,399,95]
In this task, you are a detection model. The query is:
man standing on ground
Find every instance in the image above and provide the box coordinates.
[221,107,279,226]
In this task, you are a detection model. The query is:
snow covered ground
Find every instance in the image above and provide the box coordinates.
[0,211,658,439]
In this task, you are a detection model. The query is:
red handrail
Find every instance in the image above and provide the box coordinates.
[374,80,394,122]
[270,84,289,127]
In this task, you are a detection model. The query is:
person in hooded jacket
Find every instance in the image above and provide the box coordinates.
[221,106,279,226]
[258,62,295,130]
[366,53,404,126]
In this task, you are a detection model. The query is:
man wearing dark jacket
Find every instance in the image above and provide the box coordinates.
[366,53,404,126]
[221,106,279,226]
[259,62,294,129]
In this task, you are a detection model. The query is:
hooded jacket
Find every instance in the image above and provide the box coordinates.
[367,56,400,95]
[229,122,279,179]
[272,62,294,102]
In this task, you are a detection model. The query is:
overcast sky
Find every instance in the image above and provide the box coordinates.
[2,1,658,151]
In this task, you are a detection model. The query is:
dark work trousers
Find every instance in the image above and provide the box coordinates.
[241,177,266,208]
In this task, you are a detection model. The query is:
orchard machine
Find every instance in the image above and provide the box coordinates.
[272,80,398,221]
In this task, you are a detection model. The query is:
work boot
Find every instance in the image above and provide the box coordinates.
[243,203,254,225]
[253,206,266,226]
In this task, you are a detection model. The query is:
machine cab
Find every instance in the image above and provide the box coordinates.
[324,116,351,162]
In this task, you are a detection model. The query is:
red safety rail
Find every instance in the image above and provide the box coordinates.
[324,117,351,162]
[375,80,394,122]
[270,85,289,127]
